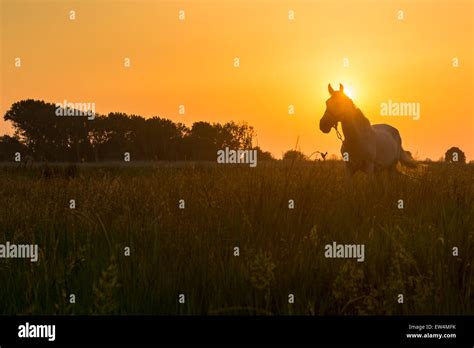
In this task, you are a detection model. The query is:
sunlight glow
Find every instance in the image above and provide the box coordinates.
[344,87,354,99]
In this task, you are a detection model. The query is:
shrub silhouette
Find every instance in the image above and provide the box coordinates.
[282,150,308,161]
[444,147,466,164]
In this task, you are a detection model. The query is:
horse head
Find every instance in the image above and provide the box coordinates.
[319,83,354,133]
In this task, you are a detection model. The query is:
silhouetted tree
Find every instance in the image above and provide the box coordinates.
[255,146,274,161]
[0,135,28,161]
[3,99,271,162]
[221,121,254,148]
[185,122,220,160]
[4,100,90,161]
[135,117,188,160]
[282,150,308,161]
[88,114,112,161]
[183,121,255,160]
[445,147,466,164]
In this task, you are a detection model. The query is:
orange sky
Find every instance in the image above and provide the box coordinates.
[1,0,473,160]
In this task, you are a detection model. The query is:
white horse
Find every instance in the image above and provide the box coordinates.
[319,83,416,174]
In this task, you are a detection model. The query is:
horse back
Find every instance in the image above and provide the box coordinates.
[372,124,401,144]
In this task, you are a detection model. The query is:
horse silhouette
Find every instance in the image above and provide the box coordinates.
[320,83,416,174]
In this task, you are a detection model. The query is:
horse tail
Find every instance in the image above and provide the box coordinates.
[400,148,417,168]
[386,126,417,168]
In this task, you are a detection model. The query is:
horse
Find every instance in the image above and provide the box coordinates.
[319,83,416,175]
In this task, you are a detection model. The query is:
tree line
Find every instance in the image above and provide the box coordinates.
[0,99,274,162]
[4,99,463,164]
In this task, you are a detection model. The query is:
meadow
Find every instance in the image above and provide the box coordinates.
[0,161,472,315]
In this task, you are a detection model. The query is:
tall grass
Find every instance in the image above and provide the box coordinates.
[0,162,472,315]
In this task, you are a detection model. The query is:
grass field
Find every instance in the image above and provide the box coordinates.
[0,161,472,315]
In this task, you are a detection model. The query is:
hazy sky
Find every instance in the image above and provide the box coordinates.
[1,0,473,160]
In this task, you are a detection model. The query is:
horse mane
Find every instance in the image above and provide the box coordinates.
[340,104,373,141]
[352,106,372,130]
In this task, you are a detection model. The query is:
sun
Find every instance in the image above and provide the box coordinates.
[344,86,354,99]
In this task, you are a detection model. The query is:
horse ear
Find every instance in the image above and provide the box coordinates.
[339,84,344,92]
[328,84,335,95]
